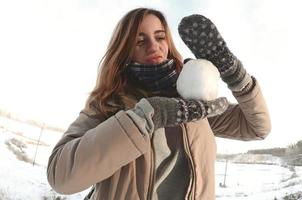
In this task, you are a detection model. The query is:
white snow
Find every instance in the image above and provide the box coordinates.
[0,117,88,200]
[216,161,302,199]
[176,59,220,101]
[1,116,302,200]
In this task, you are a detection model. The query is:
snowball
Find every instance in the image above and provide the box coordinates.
[176,59,220,101]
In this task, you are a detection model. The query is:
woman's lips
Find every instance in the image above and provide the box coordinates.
[145,56,162,63]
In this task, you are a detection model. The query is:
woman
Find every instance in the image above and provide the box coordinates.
[47,8,271,200]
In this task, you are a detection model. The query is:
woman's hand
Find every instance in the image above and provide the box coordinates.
[146,96,229,130]
[178,14,252,92]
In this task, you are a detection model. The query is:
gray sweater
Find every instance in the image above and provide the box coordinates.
[126,99,190,199]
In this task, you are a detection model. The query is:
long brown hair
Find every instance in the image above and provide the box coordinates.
[84,8,183,117]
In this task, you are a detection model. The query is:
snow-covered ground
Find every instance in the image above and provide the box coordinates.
[216,161,302,199]
[0,117,88,200]
[1,116,302,200]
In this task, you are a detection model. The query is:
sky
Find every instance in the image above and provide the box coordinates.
[0,0,301,154]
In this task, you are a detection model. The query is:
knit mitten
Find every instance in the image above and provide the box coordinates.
[146,96,229,130]
[178,14,252,92]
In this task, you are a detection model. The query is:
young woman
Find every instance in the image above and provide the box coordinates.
[47,8,271,200]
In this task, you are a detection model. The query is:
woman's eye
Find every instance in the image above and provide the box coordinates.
[136,40,145,46]
[156,37,166,41]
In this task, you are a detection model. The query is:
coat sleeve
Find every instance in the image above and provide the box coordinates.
[208,78,271,141]
[47,110,150,194]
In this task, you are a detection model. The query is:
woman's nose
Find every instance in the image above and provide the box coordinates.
[146,39,159,53]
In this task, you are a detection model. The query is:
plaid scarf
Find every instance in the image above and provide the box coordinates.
[127,59,179,95]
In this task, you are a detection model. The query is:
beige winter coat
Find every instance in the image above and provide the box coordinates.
[47,79,271,199]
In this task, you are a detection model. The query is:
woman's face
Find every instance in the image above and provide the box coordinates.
[132,14,169,64]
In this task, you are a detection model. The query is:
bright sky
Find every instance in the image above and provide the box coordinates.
[0,0,301,154]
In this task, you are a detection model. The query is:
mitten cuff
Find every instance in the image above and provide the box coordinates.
[221,59,253,92]
[232,76,256,96]
[173,98,207,124]
[221,59,245,83]
[228,72,252,92]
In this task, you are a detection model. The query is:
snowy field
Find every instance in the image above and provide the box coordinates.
[1,117,302,200]
[216,162,302,199]
[0,117,88,200]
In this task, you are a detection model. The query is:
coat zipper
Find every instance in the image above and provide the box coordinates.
[147,138,155,200]
[181,124,196,200]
